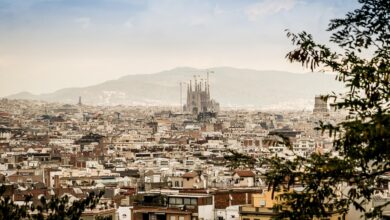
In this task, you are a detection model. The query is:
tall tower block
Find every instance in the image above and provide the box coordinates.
[313,95,328,114]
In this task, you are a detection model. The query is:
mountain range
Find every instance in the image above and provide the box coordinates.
[6,67,344,110]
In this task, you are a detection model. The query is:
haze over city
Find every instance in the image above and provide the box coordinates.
[0,0,389,219]
[0,0,357,98]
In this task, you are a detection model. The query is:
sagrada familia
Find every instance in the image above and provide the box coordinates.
[183,77,220,115]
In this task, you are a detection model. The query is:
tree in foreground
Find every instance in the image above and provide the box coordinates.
[227,0,389,219]
[0,185,104,220]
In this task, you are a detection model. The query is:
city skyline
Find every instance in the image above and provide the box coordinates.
[0,1,387,219]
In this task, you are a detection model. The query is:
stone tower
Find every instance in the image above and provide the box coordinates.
[183,76,219,114]
[313,95,328,114]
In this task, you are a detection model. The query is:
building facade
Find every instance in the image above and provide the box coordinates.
[183,78,219,115]
[313,95,328,114]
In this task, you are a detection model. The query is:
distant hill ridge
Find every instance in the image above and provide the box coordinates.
[6,67,343,109]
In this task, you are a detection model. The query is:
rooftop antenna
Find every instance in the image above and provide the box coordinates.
[180,82,182,112]
[206,70,214,95]
[207,70,210,85]
[197,75,201,91]
[193,75,197,91]
[179,82,187,113]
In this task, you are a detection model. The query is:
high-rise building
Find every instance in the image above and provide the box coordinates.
[183,77,219,114]
[313,95,328,114]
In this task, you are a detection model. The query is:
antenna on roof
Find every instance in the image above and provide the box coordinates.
[179,82,187,113]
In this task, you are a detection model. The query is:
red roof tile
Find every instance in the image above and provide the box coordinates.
[234,170,255,177]
[182,172,198,178]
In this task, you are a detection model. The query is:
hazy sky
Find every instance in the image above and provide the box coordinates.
[0,0,358,97]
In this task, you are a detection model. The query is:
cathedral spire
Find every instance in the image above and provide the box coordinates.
[194,75,197,92]
[184,72,219,114]
[207,82,210,97]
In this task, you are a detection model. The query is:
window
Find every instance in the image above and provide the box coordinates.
[170,216,175,220]
[191,198,197,205]
[184,198,191,205]
[176,198,183,205]
[206,197,212,205]
[183,198,197,205]
[259,200,266,206]
[169,197,183,205]
[179,216,184,220]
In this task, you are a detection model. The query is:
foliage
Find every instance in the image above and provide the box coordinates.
[228,0,389,219]
[0,185,104,220]
[275,0,389,218]
[224,149,257,170]
[95,216,113,220]
[0,186,29,220]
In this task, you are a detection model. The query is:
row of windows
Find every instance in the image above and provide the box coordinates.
[170,216,185,220]
[169,198,198,205]
[174,181,183,187]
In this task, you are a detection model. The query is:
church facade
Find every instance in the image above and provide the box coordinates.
[183,78,220,114]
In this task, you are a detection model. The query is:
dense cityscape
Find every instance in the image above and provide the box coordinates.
[1,0,388,219]
[0,77,365,219]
